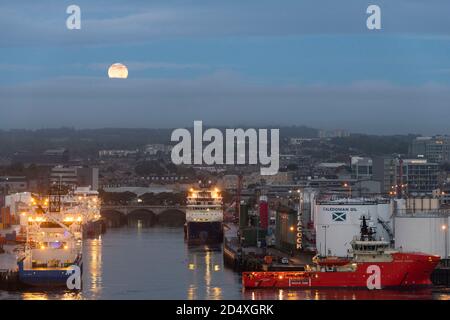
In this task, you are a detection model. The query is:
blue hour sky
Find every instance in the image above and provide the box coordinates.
[1,0,450,134]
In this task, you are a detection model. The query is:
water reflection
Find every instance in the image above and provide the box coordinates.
[85,236,103,298]
[186,245,225,300]
[22,292,48,300]
[0,227,447,300]
[243,287,445,300]
[187,284,196,300]
[21,289,82,300]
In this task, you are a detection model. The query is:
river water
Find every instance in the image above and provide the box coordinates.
[0,227,449,300]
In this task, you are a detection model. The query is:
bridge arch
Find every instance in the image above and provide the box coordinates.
[127,209,157,227]
[157,209,186,227]
[101,210,126,228]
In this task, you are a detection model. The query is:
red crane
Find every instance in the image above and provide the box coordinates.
[397,157,403,198]
[235,173,243,222]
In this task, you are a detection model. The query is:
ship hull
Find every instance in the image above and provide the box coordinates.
[18,256,83,288]
[243,253,440,289]
[185,221,223,245]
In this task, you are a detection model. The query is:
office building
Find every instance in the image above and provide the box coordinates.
[49,166,99,190]
[351,156,373,180]
[410,136,450,164]
[373,156,439,195]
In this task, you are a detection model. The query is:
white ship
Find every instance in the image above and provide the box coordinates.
[17,193,83,287]
[185,183,223,245]
[18,187,103,238]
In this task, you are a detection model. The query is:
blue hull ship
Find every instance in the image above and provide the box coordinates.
[185,184,224,245]
[185,221,223,245]
[18,255,83,287]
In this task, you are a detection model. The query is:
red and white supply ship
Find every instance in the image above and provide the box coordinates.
[243,217,440,289]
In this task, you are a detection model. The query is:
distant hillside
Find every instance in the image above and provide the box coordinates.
[0,128,172,157]
[0,126,318,157]
[0,127,417,158]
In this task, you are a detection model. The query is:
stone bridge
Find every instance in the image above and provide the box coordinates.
[100,205,187,227]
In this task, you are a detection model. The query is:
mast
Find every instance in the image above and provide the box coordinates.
[360,216,375,241]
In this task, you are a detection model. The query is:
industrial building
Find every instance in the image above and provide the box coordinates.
[352,180,381,197]
[275,206,297,252]
[394,212,449,258]
[314,198,393,257]
[0,176,28,193]
[3,192,32,224]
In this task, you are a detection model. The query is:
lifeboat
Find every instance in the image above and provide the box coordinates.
[312,255,351,267]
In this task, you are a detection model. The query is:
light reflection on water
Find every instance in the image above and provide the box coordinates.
[243,287,449,300]
[0,227,448,300]
[87,237,103,299]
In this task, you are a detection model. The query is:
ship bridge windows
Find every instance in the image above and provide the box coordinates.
[188,207,222,210]
[187,200,220,205]
[353,243,388,252]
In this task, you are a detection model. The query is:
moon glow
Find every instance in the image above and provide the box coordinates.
[108,63,128,79]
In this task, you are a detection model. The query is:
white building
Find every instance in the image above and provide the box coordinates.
[49,166,99,190]
[98,149,138,158]
[144,144,172,155]
[314,198,392,256]
[351,156,373,180]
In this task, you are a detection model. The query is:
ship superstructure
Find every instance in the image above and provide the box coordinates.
[20,187,103,237]
[17,190,83,287]
[185,183,223,245]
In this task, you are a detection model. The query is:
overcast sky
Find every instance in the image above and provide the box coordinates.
[1,0,450,134]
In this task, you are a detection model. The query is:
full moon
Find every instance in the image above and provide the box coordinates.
[108,63,128,79]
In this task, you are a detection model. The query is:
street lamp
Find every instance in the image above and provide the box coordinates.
[442,224,448,259]
[343,183,351,198]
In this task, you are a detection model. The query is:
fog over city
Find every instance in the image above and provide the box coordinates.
[1,0,450,134]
